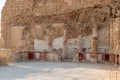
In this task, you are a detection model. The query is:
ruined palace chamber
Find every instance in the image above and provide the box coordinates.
[1,0,120,66]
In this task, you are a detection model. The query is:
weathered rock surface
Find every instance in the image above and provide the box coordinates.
[1,0,120,53]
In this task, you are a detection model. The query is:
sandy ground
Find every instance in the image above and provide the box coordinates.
[0,62,119,80]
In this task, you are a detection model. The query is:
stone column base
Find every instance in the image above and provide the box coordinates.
[90,53,97,63]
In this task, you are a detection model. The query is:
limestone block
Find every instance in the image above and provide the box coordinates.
[35,53,40,60]
[34,39,49,51]
[90,53,97,63]
[85,53,90,61]
[52,37,63,50]
[0,49,11,65]
[109,54,115,63]
[97,54,103,62]
[46,52,59,61]
[72,53,79,62]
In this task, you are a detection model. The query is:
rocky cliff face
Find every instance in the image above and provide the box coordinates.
[1,0,120,52]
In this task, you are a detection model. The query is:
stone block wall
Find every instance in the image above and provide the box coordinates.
[1,0,120,54]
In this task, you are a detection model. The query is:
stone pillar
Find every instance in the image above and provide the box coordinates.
[109,22,113,53]
[115,18,120,65]
[48,40,53,51]
[91,26,98,52]
[48,34,53,51]
[90,26,98,62]
[78,35,83,52]
[109,19,118,53]
[29,39,34,50]
[63,28,68,58]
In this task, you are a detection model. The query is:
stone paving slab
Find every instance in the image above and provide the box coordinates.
[0,62,119,80]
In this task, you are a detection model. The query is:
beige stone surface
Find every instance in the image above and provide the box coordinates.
[0,62,119,80]
[0,49,11,65]
[1,0,120,55]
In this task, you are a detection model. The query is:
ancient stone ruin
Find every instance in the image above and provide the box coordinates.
[0,0,120,63]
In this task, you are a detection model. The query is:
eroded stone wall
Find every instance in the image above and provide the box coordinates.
[1,0,120,53]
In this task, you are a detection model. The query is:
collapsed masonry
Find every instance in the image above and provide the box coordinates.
[1,0,120,58]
